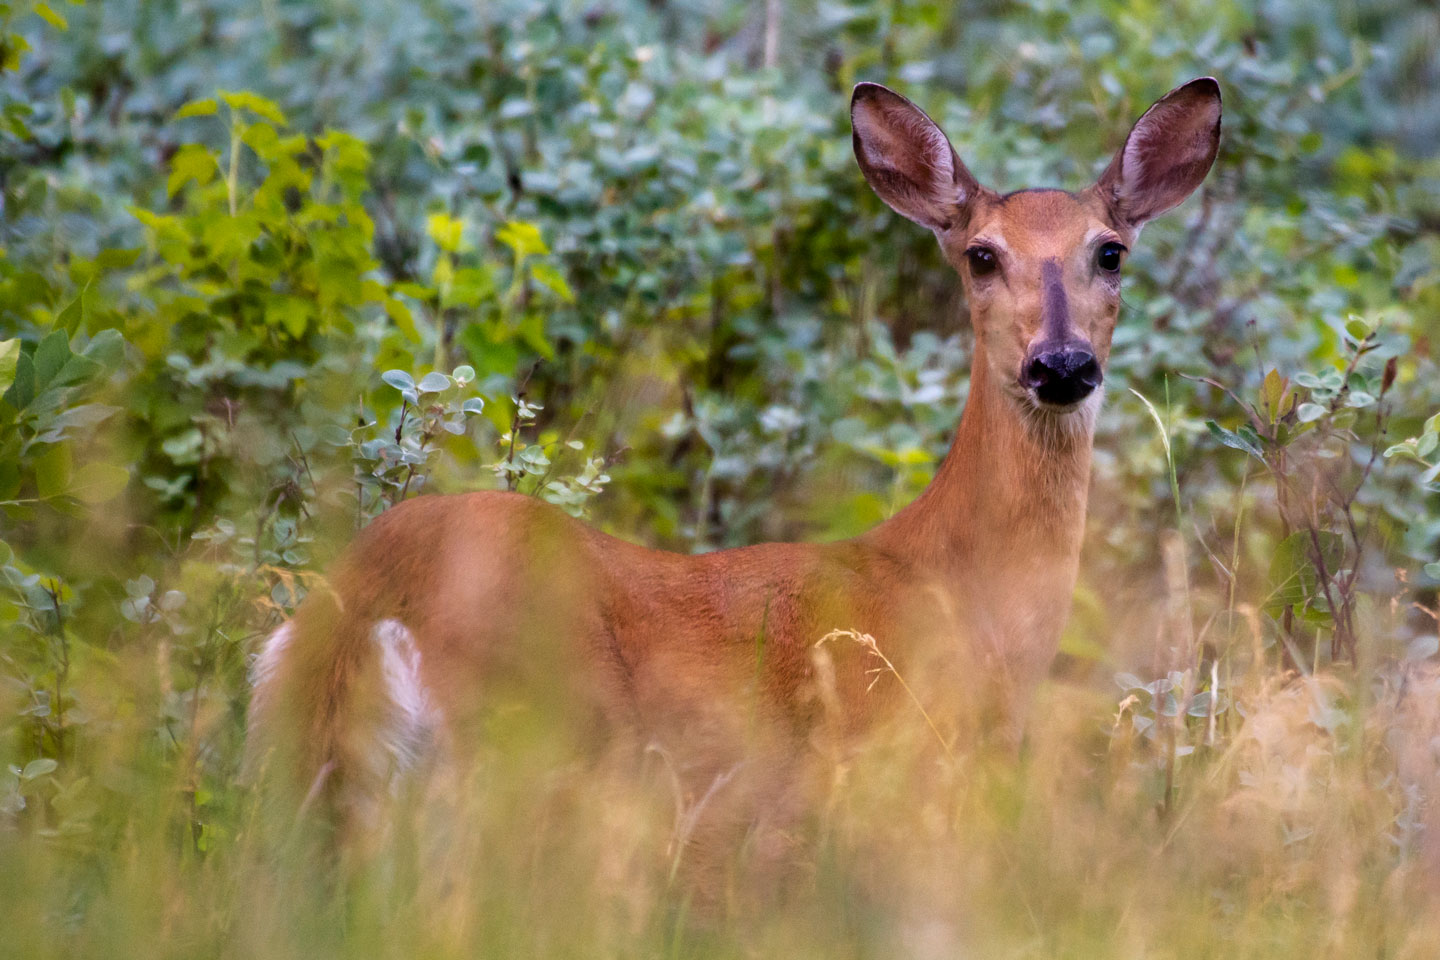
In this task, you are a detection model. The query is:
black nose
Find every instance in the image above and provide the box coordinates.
[1022,347,1102,406]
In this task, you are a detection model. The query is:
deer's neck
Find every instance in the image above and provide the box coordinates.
[867,343,1096,581]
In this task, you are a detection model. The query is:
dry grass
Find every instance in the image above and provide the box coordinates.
[4,596,1440,958]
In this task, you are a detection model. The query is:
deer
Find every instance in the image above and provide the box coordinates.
[248,78,1221,883]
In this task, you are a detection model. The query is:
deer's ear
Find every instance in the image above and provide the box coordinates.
[1096,77,1221,227]
[851,83,980,231]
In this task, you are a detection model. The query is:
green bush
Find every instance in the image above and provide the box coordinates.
[2,0,1440,956]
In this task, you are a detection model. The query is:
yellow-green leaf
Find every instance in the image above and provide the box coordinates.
[384,297,419,342]
[128,207,170,230]
[166,143,218,197]
[1262,368,1286,423]
[426,213,465,253]
[3,33,31,73]
[68,461,129,504]
[35,443,73,500]
[529,261,574,303]
[431,256,454,289]
[219,90,288,126]
[0,339,18,394]
[495,220,548,259]
[174,97,217,120]
[35,2,68,30]
[266,297,312,338]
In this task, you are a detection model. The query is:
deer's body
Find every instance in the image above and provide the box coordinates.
[249,80,1221,862]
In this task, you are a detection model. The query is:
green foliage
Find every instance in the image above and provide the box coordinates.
[0,328,126,505]
[2,0,1440,955]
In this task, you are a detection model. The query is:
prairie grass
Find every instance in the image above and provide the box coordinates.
[5,589,1440,959]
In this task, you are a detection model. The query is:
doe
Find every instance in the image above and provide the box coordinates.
[250,77,1221,854]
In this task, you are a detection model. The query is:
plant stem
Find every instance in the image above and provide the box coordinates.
[226,114,241,217]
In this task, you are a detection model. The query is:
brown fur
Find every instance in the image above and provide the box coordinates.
[249,78,1222,888]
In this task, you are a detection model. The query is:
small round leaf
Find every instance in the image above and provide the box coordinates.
[22,758,58,780]
[381,370,415,391]
[417,372,451,394]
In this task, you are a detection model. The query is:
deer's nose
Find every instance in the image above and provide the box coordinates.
[1021,346,1102,406]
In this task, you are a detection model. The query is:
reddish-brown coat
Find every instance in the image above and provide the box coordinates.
[250,79,1222,873]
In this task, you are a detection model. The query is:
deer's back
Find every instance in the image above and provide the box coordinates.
[255,491,943,786]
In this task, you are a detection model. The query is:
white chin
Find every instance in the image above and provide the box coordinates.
[1021,386,1103,425]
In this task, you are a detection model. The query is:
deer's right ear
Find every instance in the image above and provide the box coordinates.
[851,83,980,232]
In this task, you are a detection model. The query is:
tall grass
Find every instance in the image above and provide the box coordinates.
[4,585,1440,958]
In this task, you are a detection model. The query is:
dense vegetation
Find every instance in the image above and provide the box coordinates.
[3,0,1439,956]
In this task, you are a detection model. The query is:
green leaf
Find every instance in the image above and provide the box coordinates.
[1383,440,1419,461]
[1345,391,1375,408]
[426,213,465,253]
[1206,420,1264,460]
[49,403,120,432]
[1425,562,1440,580]
[35,443,73,499]
[529,261,574,303]
[1262,369,1286,422]
[2,33,31,74]
[518,446,551,473]
[381,370,414,391]
[6,351,35,409]
[32,330,72,391]
[68,461,129,504]
[444,266,496,308]
[219,90,288,126]
[451,365,475,384]
[167,143,218,197]
[394,282,435,301]
[55,283,92,335]
[1344,314,1372,342]
[0,339,17,394]
[21,758,58,780]
[174,97,218,120]
[496,220,549,259]
[94,247,141,272]
[82,329,125,369]
[262,293,313,338]
[1296,402,1326,424]
[1266,530,1345,612]
[416,372,450,394]
[384,298,419,342]
[1425,412,1440,436]
[34,3,68,30]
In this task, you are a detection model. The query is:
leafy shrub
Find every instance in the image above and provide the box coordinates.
[2,0,1439,956]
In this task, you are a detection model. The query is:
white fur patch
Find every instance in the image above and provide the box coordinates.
[373,619,441,772]
[251,621,294,691]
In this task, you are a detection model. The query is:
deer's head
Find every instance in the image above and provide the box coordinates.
[852,78,1221,420]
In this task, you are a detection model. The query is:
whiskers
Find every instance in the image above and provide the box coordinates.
[1014,386,1103,448]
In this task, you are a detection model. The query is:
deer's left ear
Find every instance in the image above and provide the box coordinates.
[1095,77,1221,227]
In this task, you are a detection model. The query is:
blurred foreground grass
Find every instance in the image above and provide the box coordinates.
[5,602,1440,958]
[4,0,1440,955]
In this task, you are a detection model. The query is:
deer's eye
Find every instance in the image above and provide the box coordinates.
[1096,242,1125,273]
[965,246,998,277]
